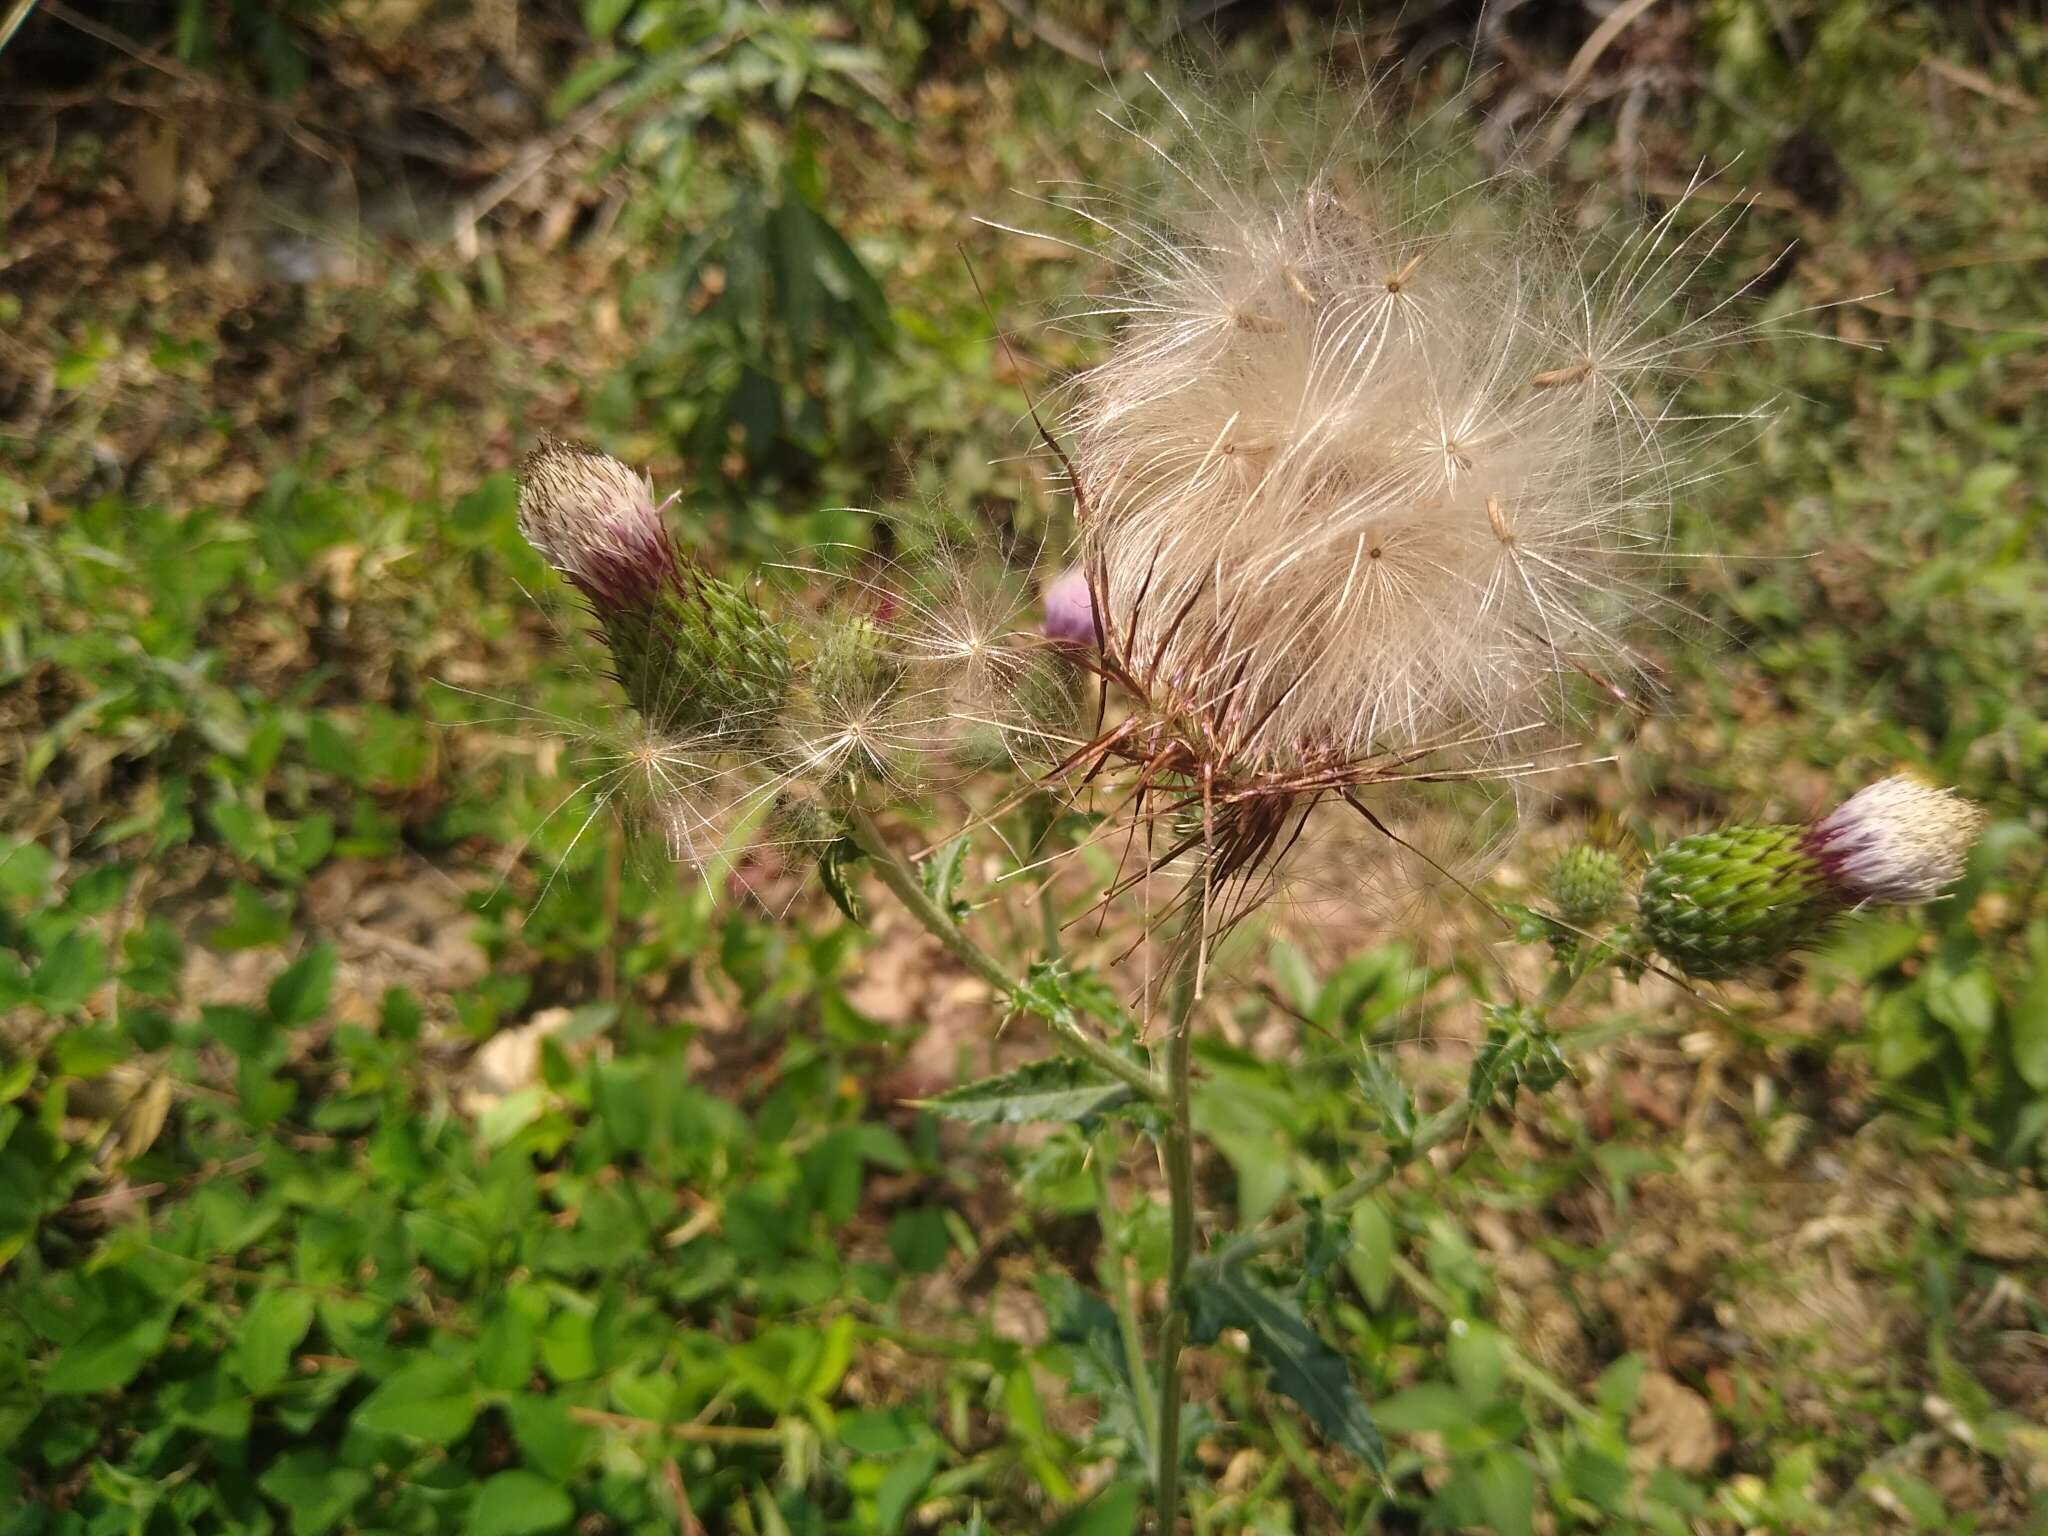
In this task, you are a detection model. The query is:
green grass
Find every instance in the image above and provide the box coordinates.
[2,2,2046,1533]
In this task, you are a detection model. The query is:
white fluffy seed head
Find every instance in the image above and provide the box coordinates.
[1805,775,1985,905]
[1045,85,1742,768]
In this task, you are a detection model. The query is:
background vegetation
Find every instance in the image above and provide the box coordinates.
[1,1,2044,1531]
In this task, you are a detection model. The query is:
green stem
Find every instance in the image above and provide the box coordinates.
[1152,931,1201,1532]
[843,808,1164,1104]
[1027,792,1064,963]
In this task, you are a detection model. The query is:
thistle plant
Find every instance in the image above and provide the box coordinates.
[508,85,1984,1532]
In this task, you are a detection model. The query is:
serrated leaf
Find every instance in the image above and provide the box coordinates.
[919,835,971,921]
[818,836,865,925]
[1468,1003,1567,1114]
[1039,1274,1145,1456]
[1184,1270,1384,1472]
[919,1058,1133,1126]
[1354,1048,1416,1142]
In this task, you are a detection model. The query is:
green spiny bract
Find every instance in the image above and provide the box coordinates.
[616,567,791,743]
[1547,845,1626,927]
[1637,825,1833,978]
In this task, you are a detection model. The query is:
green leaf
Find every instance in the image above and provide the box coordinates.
[504,1394,595,1481]
[212,881,291,949]
[469,1470,574,1536]
[233,1288,316,1393]
[259,1450,373,1536]
[1371,1382,1472,1435]
[1447,1319,1507,1403]
[352,1356,479,1445]
[43,1296,177,1395]
[1346,1199,1394,1309]
[1047,1480,1141,1536]
[1185,1270,1384,1472]
[2011,921,2048,1091]
[818,836,865,925]
[31,932,105,1014]
[919,1058,1133,1126]
[874,1445,942,1534]
[919,835,971,921]
[478,1285,547,1392]
[1924,957,1998,1064]
[268,943,336,1027]
[0,840,56,903]
[1473,1449,1536,1536]
[886,1206,950,1273]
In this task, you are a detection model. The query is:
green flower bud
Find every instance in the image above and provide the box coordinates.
[1638,824,1829,977]
[1639,777,1985,979]
[811,615,901,710]
[1548,845,1626,926]
[517,438,789,742]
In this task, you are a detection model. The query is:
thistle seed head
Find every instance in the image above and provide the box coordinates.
[1803,774,1984,906]
[1036,85,1748,776]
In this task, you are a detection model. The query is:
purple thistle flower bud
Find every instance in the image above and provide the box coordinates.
[517,436,683,612]
[1802,774,1985,906]
[1042,566,1096,647]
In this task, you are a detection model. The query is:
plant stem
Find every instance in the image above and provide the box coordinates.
[842,807,1164,1103]
[1152,931,1202,1532]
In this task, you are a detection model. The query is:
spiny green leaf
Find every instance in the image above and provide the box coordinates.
[919,835,971,921]
[819,835,865,925]
[919,1058,1133,1126]
[1184,1269,1384,1472]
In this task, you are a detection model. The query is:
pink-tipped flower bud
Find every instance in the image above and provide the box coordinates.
[1802,774,1985,906]
[1042,566,1096,647]
[517,436,682,612]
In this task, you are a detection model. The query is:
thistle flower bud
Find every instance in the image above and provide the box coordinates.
[1639,825,1829,978]
[517,437,679,611]
[1639,776,1983,978]
[516,437,790,744]
[1548,845,1625,926]
[1802,774,1985,905]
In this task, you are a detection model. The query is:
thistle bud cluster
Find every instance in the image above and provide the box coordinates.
[1548,775,1984,980]
[515,440,1079,872]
